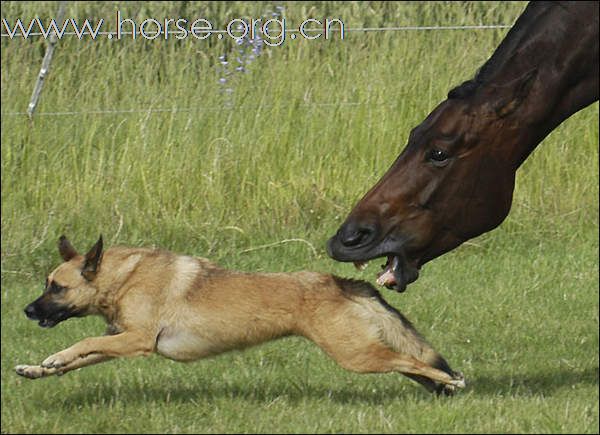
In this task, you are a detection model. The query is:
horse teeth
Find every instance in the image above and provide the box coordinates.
[353,261,369,270]
[376,268,395,286]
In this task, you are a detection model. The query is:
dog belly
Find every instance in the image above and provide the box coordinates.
[156,328,221,362]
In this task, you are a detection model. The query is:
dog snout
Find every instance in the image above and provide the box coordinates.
[24,303,38,320]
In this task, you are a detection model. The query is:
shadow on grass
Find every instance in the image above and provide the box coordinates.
[51,365,598,409]
[57,382,429,409]
[469,366,599,396]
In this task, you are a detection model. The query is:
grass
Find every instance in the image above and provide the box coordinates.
[1,1,598,433]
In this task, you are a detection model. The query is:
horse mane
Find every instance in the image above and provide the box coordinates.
[447,78,481,99]
[447,2,552,100]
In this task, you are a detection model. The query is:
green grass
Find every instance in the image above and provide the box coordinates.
[1,1,598,433]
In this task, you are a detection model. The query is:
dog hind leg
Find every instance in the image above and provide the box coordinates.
[301,284,465,393]
[315,337,464,390]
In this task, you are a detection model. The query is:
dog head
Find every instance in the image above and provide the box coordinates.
[24,235,104,328]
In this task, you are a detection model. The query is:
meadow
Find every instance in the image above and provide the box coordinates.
[1,1,598,433]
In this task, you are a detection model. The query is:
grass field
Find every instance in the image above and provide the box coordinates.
[1,1,598,433]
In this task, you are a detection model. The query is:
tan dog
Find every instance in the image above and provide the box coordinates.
[15,236,465,395]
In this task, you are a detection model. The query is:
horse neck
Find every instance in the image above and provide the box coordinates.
[477,2,599,168]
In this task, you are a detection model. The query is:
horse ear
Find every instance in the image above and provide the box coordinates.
[492,68,538,118]
[81,235,103,281]
[58,235,78,261]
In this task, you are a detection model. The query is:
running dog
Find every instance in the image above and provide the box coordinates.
[15,236,465,395]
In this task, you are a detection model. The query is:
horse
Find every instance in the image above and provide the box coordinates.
[327,1,599,292]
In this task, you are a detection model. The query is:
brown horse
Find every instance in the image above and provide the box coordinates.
[327,1,599,292]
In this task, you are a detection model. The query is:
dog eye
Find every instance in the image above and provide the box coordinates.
[48,282,66,294]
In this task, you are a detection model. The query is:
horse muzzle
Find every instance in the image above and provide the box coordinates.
[326,222,421,292]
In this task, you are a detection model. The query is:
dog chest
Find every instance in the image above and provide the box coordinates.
[155,327,220,362]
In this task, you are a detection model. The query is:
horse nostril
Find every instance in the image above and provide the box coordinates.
[339,223,376,247]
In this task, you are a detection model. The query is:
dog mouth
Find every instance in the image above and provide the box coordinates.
[38,318,59,328]
[38,308,81,328]
[26,306,78,328]
[353,254,420,293]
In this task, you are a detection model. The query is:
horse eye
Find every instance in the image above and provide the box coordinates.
[427,149,450,166]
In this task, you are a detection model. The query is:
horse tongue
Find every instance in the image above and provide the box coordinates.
[376,255,411,292]
[376,256,399,288]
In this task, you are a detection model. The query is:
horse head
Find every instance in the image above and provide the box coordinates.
[327,2,598,292]
[327,77,528,291]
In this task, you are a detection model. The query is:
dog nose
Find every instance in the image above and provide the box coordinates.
[24,304,37,319]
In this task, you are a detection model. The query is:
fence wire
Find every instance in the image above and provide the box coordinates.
[1,23,511,118]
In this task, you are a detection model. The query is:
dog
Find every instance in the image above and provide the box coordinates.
[15,236,465,395]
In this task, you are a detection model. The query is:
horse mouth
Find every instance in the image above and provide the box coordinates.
[326,231,421,292]
[353,253,420,293]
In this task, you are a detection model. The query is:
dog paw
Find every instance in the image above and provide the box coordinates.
[15,364,46,379]
[42,352,71,369]
[451,371,466,389]
[435,371,466,396]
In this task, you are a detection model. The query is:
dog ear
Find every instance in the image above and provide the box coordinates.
[492,68,538,118]
[81,235,104,281]
[58,235,79,261]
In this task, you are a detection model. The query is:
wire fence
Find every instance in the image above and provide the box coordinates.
[1,23,512,118]
[0,102,390,117]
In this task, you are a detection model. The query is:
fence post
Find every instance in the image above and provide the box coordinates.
[27,1,67,121]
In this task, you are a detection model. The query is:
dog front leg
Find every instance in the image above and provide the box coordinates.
[39,331,155,371]
[16,354,113,379]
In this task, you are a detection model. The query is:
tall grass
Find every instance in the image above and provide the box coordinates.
[1,1,598,433]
